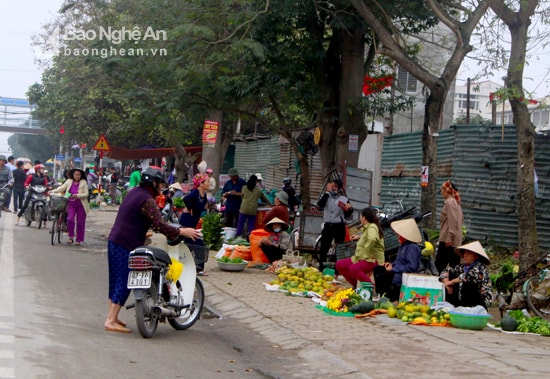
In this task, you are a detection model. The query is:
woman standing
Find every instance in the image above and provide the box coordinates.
[435,180,464,274]
[336,207,385,288]
[317,179,354,272]
[51,168,89,245]
[104,168,200,333]
[180,173,209,274]
[236,175,271,237]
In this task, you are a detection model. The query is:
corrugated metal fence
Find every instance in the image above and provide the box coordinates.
[381,124,550,251]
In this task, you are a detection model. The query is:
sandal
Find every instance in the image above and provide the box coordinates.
[67,238,74,244]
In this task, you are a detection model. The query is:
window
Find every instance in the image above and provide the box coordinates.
[396,65,418,93]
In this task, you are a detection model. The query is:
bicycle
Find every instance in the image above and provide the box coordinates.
[493,253,550,320]
[49,195,69,245]
[523,255,550,320]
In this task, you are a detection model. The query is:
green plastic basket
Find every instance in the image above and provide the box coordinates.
[448,312,492,330]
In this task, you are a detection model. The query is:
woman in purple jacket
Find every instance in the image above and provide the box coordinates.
[103,168,200,333]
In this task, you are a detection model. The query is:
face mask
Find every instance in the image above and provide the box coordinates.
[273,227,282,233]
[330,190,339,197]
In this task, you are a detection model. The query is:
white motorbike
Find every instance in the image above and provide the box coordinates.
[126,236,205,338]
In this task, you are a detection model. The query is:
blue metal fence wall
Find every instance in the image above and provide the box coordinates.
[381,124,550,250]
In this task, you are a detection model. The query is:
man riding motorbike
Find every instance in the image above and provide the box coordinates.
[16,164,49,225]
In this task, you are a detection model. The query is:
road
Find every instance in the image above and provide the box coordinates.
[0,212,303,379]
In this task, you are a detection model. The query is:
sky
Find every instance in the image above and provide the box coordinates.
[0,1,549,155]
[0,0,63,155]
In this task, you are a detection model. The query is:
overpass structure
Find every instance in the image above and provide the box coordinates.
[0,97,45,135]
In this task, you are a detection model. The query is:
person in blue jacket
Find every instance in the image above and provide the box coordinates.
[373,218,421,301]
[221,168,246,228]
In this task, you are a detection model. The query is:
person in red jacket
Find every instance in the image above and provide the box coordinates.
[16,164,48,224]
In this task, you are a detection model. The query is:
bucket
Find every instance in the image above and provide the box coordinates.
[356,282,374,301]
[248,229,271,263]
[223,227,237,241]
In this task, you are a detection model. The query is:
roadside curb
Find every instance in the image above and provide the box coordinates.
[202,280,373,379]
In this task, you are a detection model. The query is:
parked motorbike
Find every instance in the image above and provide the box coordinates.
[126,236,205,338]
[24,185,49,229]
[379,201,433,271]
[0,183,11,218]
[158,188,179,224]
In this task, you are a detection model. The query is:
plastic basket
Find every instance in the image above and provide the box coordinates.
[49,196,69,214]
[187,244,210,265]
[335,241,357,261]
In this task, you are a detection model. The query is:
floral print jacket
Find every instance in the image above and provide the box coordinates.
[439,261,492,309]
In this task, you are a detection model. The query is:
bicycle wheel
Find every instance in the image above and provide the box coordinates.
[524,276,550,320]
[51,215,57,245]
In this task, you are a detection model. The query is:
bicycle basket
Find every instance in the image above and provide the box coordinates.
[335,241,357,261]
[187,244,210,265]
[49,196,69,213]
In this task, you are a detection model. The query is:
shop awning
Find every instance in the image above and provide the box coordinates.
[104,145,202,160]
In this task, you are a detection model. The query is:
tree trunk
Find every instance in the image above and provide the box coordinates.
[421,81,447,229]
[336,27,366,169]
[201,109,231,183]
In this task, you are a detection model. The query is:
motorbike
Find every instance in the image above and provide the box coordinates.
[158,188,179,224]
[24,185,49,229]
[126,236,205,338]
[0,183,11,218]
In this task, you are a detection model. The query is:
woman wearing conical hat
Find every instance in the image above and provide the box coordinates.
[439,241,492,310]
[373,218,422,302]
[259,217,291,263]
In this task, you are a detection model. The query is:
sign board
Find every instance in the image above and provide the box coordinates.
[93,134,111,151]
[74,157,82,162]
[399,274,444,306]
[55,155,65,161]
[349,134,358,152]
[202,120,219,146]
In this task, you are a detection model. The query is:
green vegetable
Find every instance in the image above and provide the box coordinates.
[505,311,550,335]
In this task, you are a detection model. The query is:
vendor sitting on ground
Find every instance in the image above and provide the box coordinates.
[259,217,291,263]
[439,241,492,310]
[374,218,422,301]
[335,207,385,288]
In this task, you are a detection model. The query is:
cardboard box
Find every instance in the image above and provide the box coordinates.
[399,274,444,306]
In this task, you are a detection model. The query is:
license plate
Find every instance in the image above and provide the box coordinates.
[127,270,152,289]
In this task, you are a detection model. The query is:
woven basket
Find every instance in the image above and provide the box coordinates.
[49,196,69,213]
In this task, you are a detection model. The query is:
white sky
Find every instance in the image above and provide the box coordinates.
[0,0,63,155]
[0,1,548,155]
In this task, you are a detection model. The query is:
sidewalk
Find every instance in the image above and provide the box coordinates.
[88,209,550,378]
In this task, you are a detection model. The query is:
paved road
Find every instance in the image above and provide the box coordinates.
[3,208,550,378]
[0,211,309,378]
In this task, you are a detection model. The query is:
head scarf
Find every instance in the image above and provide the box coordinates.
[193,173,208,188]
[441,180,461,204]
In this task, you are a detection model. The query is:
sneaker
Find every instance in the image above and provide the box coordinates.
[15,216,20,225]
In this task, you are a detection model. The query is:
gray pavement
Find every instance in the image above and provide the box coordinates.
[86,208,550,379]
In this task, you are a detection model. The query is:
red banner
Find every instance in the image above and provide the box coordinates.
[202,120,219,146]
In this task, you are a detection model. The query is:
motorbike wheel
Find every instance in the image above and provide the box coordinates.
[524,276,550,321]
[37,206,45,229]
[168,278,205,330]
[135,282,160,338]
[25,208,32,227]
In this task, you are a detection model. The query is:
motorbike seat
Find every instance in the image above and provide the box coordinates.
[131,246,172,266]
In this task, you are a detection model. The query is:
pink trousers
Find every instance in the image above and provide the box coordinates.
[67,199,87,243]
[336,258,378,288]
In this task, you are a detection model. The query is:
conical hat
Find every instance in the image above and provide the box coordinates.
[390,218,422,243]
[264,217,289,232]
[454,241,490,265]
